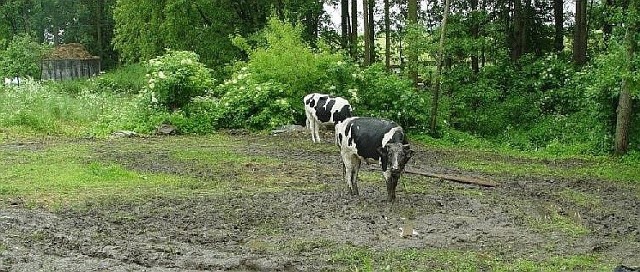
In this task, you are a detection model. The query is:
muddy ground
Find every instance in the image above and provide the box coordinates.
[0,130,639,271]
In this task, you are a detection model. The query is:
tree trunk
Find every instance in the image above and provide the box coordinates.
[523,0,531,55]
[363,0,371,65]
[615,0,638,155]
[603,0,614,46]
[407,0,418,86]
[471,0,479,73]
[573,0,588,65]
[615,83,632,155]
[96,0,103,59]
[430,0,451,133]
[341,0,350,49]
[553,0,564,52]
[510,0,524,60]
[351,0,358,59]
[384,0,391,69]
[367,0,375,63]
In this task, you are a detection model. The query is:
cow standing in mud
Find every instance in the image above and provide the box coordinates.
[303,93,352,143]
[335,117,413,202]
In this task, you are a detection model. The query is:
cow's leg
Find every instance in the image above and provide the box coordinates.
[342,153,353,194]
[305,112,316,142]
[312,119,322,143]
[342,152,359,195]
[350,156,361,196]
[383,170,398,202]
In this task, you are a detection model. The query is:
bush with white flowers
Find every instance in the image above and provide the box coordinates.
[140,50,214,111]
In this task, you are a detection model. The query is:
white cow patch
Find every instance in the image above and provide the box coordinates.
[382,127,402,147]
[304,93,352,143]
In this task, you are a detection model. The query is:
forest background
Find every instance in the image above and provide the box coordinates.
[0,0,639,157]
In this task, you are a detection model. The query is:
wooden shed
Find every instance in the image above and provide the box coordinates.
[41,43,101,81]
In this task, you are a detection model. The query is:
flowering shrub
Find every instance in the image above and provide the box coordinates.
[141,50,214,111]
[187,66,294,131]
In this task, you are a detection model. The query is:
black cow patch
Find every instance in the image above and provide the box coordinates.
[314,96,335,123]
[346,117,404,160]
[305,96,316,108]
[332,104,352,124]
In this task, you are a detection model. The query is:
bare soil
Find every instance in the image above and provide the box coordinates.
[1,131,639,271]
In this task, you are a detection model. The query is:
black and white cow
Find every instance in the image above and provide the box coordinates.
[335,117,413,202]
[303,93,352,143]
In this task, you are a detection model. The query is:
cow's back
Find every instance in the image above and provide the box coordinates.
[336,117,405,161]
[304,93,351,124]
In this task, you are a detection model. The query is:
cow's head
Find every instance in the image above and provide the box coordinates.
[379,142,412,202]
[379,143,413,175]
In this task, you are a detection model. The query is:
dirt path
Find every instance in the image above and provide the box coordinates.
[0,131,638,271]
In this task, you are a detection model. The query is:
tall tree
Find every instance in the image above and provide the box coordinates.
[573,0,588,65]
[470,0,480,73]
[366,0,375,63]
[615,0,639,155]
[430,0,451,133]
[384,0,391,69]
[363,0,371,65]
[510,0,530,60]
[407,0,418,85]
[96,0,103,59]
[350,0,358,58]
[341,0,349,49]
[553,0,564,52]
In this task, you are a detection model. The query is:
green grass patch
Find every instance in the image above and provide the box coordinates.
[0,134,335,207]
[451,156,640,184]
[503,197,590,237]
[284,238,336,254]
[556,188,602,207]
[526,206,590,237]
[0,80,138,137]
[0,140,226,207]
[330,245,612,271]
[414,131,640,185]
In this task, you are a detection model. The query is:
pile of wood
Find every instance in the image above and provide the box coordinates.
[45,43,97,60]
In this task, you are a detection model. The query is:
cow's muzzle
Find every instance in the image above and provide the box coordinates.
[390,168,403,176]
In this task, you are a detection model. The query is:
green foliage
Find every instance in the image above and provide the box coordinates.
[112,0,164,64]
[241,18,351,118]
[440,51,628,154]
[191,19,432,132]
[112,0,268,74]
[95,63,147,93]
[141,50,214,111]
[566,41,640,153]
[355,64,430,130]
[184,18,356,131]
[0,34,49,79]
[198,75,295,130]
[0,80,133,137]
[444,62,541,137]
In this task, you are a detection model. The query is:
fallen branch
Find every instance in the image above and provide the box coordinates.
[404,167,497,187]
